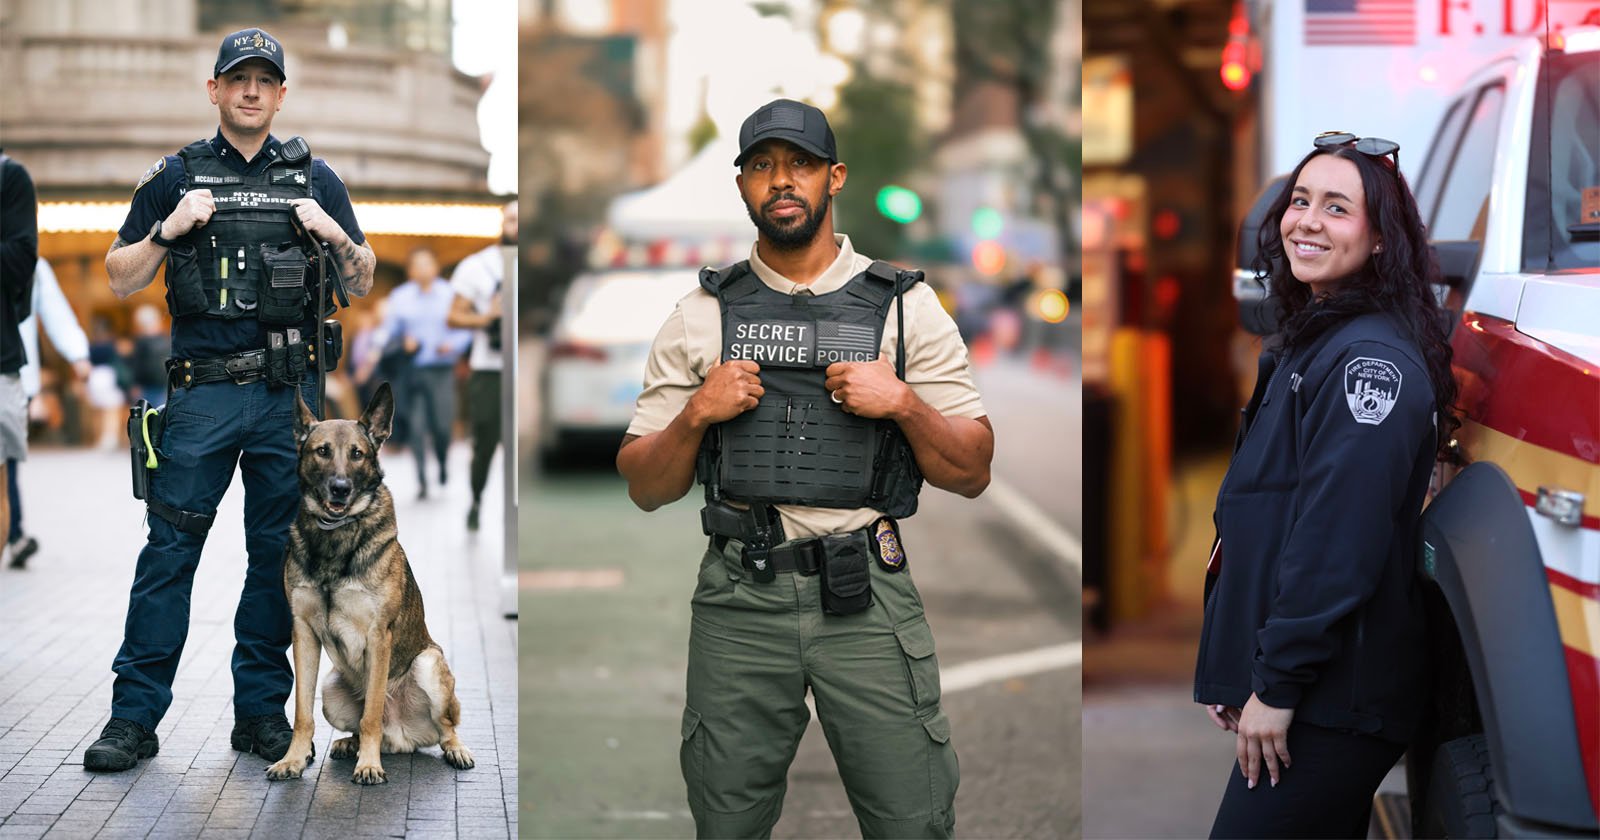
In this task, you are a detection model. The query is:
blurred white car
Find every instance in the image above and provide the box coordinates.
[539,267,703,464]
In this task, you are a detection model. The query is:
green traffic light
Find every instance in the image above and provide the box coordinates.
[971,206,1004,239]
[876,185,922,224]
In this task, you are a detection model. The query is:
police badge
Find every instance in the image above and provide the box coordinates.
[1345,357,1402,426]
[871,517,906,573]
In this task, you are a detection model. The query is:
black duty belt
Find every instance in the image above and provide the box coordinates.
[711,534,823,576]
[167,350,268,387]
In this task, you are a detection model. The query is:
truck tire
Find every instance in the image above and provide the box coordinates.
[1420,734,1502,838]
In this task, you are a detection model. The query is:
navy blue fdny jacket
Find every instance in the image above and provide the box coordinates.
[1195,311,1437,744]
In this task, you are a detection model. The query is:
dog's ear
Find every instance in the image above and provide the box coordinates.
[361,381,395,448]
[294,390,317,445]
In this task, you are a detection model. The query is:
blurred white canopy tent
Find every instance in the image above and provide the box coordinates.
[605,137,753,241]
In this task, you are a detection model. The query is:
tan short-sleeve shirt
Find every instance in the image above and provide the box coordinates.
[626,234,987,539]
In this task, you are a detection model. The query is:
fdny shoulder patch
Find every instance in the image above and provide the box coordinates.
[135,157,166,191]
[1344,357,1402,426]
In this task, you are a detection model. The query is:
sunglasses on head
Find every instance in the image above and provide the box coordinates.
[1314,131,1400,169]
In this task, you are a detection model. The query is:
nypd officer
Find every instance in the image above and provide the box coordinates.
[84,28,375,772]
[618,99,994,839]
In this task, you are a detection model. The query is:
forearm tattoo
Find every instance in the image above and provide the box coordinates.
[107,237,129,254]
[333,238,376,296]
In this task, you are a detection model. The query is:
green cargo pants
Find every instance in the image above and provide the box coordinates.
[680,536,959,839]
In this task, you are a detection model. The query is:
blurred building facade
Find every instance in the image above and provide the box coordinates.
[0,0,500,440]
[517,0,668,318]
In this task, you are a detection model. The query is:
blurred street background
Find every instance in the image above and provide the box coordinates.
[516,0,1083,837]
[0,0,519,835]
[1077,0,1597,836]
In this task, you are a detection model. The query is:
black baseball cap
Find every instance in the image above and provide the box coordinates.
[733,99,837,167]
[215,28,286,80]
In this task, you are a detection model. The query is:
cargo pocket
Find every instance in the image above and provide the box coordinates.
[921,708,959,833]
[679,705,706,812]
[895,618,942,714]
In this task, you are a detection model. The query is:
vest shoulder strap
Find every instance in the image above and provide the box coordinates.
[699,261,756,302]
[852,260,925,311]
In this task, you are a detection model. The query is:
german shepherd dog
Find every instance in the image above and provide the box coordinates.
[265,383,474,784]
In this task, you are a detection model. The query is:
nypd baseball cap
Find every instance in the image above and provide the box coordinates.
[733,99,837,167]
[215,28,286,80]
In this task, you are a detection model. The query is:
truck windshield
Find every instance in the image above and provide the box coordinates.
[1525,50,1600,273]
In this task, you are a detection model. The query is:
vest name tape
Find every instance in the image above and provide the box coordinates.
[727,318,814,367]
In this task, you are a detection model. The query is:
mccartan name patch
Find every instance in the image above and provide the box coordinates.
[1345,357,1402,425]
[727,319,813,367]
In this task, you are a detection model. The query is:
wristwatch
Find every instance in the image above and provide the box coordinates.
[149,220,180,249]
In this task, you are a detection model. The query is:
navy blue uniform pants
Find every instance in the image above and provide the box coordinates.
[1208,720,1406,839]
[110,377,318,730]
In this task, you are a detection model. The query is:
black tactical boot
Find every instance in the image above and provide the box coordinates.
[231,713,312,763]
[84,718,159,772]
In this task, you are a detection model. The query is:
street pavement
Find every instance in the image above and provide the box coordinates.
[521,349,1082,839]
[0,441,517,839]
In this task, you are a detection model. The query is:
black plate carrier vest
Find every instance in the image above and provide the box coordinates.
[163,137,315,326]
[696,260,924,518]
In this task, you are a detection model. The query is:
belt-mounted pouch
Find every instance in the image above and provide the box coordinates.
[869,516,908,573]
[165,244,208,316]
[321,319,343,371]
[127,399,164,500]
[259,242,308,325]
[265,330,309,386]
[818,531,873,616]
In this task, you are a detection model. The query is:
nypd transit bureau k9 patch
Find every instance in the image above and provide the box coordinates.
[1344,357,1402,425]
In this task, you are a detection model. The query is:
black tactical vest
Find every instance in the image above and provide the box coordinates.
[696,260,924,517]
[163,137,315,326]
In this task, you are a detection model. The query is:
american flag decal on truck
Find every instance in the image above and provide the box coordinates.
[1305,0,1416,46]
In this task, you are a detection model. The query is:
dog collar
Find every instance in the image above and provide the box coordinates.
[316,515,354,531]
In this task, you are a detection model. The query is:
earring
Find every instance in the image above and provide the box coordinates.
[1373,244,1383,253]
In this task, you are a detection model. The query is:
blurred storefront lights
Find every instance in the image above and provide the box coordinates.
[971,206,1005,239]
[971,240,1006,276]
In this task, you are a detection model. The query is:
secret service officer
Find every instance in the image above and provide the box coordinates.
[618,99,995,839]
[84,28,376,773]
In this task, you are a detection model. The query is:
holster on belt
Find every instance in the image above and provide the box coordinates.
[127,400,162,501]
[126,398,215,536]
[701,499,784,582]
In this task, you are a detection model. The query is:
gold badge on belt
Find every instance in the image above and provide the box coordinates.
[871,517,906,572]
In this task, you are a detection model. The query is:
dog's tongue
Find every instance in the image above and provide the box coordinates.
[326,501,348,515]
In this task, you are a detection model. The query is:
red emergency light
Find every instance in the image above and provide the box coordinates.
[1221,40,1251,91]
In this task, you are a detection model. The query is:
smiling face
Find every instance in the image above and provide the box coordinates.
[736,139,845,250]
[1280,153,1380,297]
[207,58,285,137]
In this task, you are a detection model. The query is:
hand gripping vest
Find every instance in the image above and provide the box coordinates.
[696,260,924,518]
[163,136,316,326]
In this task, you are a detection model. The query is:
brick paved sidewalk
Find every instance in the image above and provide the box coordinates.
[0,444,516,839]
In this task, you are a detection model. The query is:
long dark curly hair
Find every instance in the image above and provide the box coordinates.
[1256,145,1459,460]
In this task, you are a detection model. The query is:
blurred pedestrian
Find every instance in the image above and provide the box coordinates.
[617,99,994,839]
[382,246,469,500]
[1,148,39,569]
[447,200,514,529]
[87,316,131,450]
[9,258,92,568]
[1195,134,1457,838]
[128,304,171,407]
[85,27,376,774]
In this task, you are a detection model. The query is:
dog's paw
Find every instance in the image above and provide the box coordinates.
[351,762,388,785]
[265,755,308,780]
[330,736,359,759]
[443,745,475,770]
